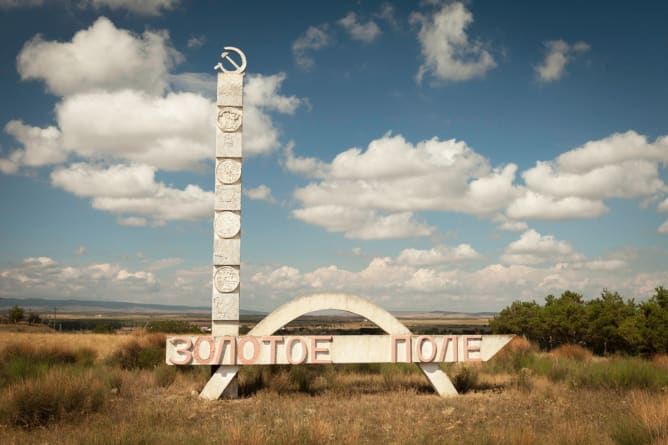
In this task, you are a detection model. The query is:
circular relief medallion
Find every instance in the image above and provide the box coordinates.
[214,266,239,293]
[216,159,242,184]
[217,107,242,132]
[214,211,240,238]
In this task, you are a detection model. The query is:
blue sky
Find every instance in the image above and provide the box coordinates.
[0,0,666,312]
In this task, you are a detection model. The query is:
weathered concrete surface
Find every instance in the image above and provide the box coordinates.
[418,362,458,397]
[197,47,490,400]
[206,49,246,400]
[249,293,411,337]
[168,334,514,365]
[198,293,464,399]
[200,365,240,400]
[248,293,459,396]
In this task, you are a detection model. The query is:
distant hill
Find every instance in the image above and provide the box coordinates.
[0,297,493,319]
[0,297,264,316]
[392,310,497,318]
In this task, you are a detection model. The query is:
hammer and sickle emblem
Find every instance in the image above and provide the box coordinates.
[214,46,247,73]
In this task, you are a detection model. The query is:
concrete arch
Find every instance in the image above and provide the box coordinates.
[248,293,411,337]
[202,292,457,399]
[247,292,457,397]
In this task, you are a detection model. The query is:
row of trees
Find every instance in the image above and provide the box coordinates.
[490,287,668,355]
[4,306,41,324]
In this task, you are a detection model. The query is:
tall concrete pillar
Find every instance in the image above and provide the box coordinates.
[208,47,247,399]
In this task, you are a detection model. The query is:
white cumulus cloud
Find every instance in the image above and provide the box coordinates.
[283,142,330,178]
[244,185,276,204]
[375,3,399,29]
[556,131,668,173]
[51,163,211,225]
[338,12,381,43]
[243,73,303,156]
[56,90,212,170]
[0,120,65,172]
[187,35,206,49]
[411,2,496,83]
[292,205,435,240]
[242,245,657,312]
[292,24,331,70]
[492,214,528,232]
[0,257,159,301]
[509,131,668,220]
[166,72,304,158]
[396,243,482,266]
[535,40,590,83]
[17,17,181,96]
[289,133,520,238]
[506,191,608,220]
[659,220,668,234]
[51,163,160,198]
[657,198,668,213]
[1,17,303,226]
[501,229,583,265]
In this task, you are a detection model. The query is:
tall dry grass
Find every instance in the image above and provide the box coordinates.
[0,367,107,428]
[0,332,130,360]
[629,391,668,443]
[653,354,668,371]
[549,343,593,361]
[2,331,668,444]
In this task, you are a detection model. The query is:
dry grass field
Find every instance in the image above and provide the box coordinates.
[1,331,667,444]
[0,331,131,360]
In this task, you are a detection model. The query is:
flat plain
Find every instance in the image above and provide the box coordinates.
[1,317,667,445]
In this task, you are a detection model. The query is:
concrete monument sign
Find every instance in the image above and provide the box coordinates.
[168,334,513,365]
[167,48,513,400]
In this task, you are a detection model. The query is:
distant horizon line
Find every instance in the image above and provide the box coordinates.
[0,296,498,317]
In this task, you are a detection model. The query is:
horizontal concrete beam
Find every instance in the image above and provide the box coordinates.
[167,334,513,366]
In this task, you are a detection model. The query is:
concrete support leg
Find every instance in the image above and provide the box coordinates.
[200,365,239,400]
[418,362,458,397]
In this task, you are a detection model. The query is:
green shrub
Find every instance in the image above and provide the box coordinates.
[289,364,318,393]
[486,337,539,374]
[154,365,177,388]
[0,343,96,388]
[545,360,572,382]
[609,416,652,445]
[550,344,593,361]
[108,340,142,369]
[93,322,116,333]
[568,357,668,391]
[100,367,124,394]
[3,343,77,364]
[145,320,200,334]
[262,367,291,394]
[0,368,107,428]
[512,368,533,392]
[7,305,24,323]
[451,364,479,393]
[1,356,49,388]
[107,338,164,370]
[138,345,164,369]
[238,365,267,396]
[341,363,382,374]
